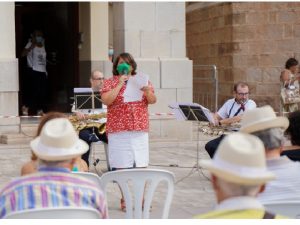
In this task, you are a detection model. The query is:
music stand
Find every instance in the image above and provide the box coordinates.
[74,88,103,141]
[169,102,215,183]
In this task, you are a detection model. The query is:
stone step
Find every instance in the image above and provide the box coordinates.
[0,133,33,145]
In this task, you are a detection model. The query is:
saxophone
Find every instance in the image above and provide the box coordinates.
[69,112,107,134]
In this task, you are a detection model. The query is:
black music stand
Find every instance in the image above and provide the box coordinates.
[74,88,103,141]
[169,102,215,183]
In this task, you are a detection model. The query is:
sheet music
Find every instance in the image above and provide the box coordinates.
[169,102,216,125]
[123,73,149,102]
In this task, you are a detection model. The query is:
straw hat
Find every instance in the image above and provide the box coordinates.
[200,133,275,185]
[30,118,89,161]
[240,105,289,133]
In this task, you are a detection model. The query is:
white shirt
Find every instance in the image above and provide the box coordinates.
[258,156,300,204]
[217,98,257,119]
[216,196,264,211]
[25,41,47,73]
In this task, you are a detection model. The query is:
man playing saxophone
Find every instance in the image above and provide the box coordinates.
[72,70,108,167]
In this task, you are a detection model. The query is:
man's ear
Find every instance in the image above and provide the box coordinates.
[258,184,265,194]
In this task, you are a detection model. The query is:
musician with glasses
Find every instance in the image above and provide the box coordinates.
[205,81,257,158]
[72,70,107,167]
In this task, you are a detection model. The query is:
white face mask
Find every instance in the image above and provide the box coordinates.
[108,49,114,56]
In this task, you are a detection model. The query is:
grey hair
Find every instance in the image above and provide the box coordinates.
[38,159,73,167]
[90,70,102,79]
[251,128,284,151]
[217,178,261,197]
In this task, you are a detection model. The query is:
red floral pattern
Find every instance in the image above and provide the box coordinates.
[101,75,154,134]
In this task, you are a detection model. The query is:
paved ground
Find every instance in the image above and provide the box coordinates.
[0,119,218,219]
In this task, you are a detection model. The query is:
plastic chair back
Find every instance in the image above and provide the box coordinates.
[4,207,101,219]
[264,202,300,218]
[100,168,175,219]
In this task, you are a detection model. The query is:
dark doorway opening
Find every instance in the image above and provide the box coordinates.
[15,2,79,114]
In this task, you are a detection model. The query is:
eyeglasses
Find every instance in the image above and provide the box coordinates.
[237,92,249,96]
[93,77,104,81]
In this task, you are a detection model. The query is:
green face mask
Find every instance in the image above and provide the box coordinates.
[117,62,131,75]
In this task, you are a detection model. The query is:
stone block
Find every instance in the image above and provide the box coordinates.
[278,10,298,23]
[257,83,280,95]
[284,24,293,38]
[124,30,141,57]
[124,2,155,31]
[295,25,300,38]
[177,88,193,103]
[171,31,186,58]
[141,31,170,58]
[0,125,19,134]
[135,58,160,88]
[156,2,185,31]
[246,12,268,25]
[148,88,176,114]
[277,39,300,52]
[232,26,256,41]
[0,59,18,92]
[263,68,281,83]
[246,68,263,82]
[149,120,161,139]
[256,25,283,40]
[0,92,18,116]
[103,60,113,77]
[160,58,192,88]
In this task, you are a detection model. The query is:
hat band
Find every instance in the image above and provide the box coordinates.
[213,155,268,177]
[36,141,78,156]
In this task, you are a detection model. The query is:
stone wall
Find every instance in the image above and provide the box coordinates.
[186,2,300,112]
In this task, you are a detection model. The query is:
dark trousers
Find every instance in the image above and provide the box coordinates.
[205,134,226,158]
[21,67,33,107]
[28,70,47,115]
[79,127,108,166]
[281,150,300,162]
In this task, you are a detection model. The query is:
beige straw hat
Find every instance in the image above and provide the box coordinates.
[30,118,89,161]
[240,105,289,133]
[200,133,275,185]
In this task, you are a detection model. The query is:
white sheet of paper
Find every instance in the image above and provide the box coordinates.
[123,73,149,102]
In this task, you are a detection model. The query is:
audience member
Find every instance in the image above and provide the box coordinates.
[240,105,300,204]
[0,118,107,218]
[195,133,282,219]
[21,112,88,176]
[281,110,300,161]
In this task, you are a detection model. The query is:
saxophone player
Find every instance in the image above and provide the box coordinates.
[72,70,108,167]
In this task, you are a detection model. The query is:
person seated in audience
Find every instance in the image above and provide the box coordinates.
[195,133,284,219]
[281,110,300,161]
[21,112,88,176]
[205,81,257,158]
[0,118,107,218]
[240,105,300,204]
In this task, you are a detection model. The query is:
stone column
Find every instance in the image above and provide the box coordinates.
[0,3,20,133]
[113,2,193,140]
[79,2,111,86]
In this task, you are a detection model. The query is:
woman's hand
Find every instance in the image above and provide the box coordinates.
[141,85,156,104]
[118,75,129,86]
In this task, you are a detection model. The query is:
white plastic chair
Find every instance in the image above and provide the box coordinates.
[4,207,101,219]
[264,202,300,218]
[72,171,102,190]
[100,168,175,219]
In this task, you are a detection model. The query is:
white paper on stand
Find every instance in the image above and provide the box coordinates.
[123,73,149,102]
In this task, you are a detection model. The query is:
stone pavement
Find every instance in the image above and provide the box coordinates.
[0,120,217,219]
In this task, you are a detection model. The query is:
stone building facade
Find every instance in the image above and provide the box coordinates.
[187,2,300,112]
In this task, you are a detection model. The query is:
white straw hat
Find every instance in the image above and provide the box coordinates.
[30,118,89,161]
[200,133,275,185]
[240,105,289,133]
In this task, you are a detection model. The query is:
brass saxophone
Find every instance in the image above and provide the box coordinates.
[69,112,107,134]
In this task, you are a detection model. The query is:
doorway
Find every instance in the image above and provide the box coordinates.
[15,2,79,114]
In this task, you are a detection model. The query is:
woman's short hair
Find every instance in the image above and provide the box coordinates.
[285,58,299,69]
[112,52,137,75]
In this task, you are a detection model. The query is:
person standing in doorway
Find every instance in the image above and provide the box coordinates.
[21,30,47,116]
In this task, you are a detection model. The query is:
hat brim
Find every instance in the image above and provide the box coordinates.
[200,160,275,185]
[30,137,89,161]
[240,117,289,134]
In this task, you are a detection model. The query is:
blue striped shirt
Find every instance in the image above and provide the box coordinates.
[0,167,107,218]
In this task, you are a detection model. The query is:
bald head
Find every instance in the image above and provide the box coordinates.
[90,70,104,91]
